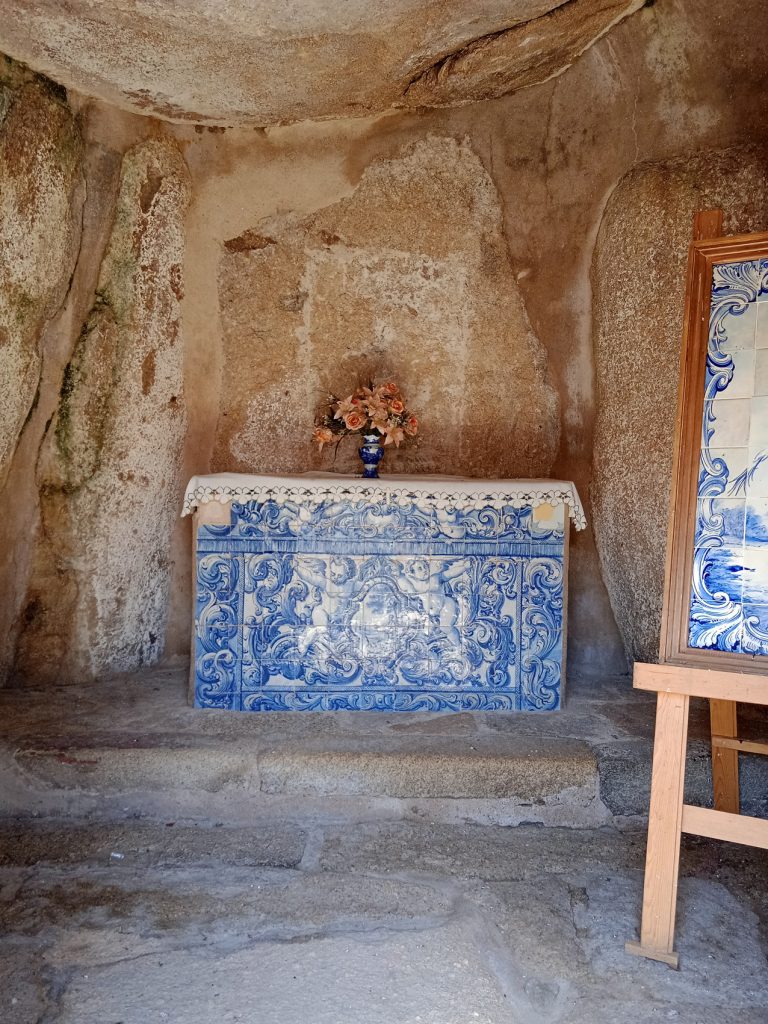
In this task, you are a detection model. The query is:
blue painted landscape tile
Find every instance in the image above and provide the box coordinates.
[690,257,768,656]
[694,498,745,550]
[737,545,768,606]
[697,544,744,605]
[745,500,768,545]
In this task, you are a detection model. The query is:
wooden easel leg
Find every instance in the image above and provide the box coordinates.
[626,690,690,968]
[710,699,740,814]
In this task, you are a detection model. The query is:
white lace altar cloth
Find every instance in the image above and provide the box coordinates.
[181,472,586,530]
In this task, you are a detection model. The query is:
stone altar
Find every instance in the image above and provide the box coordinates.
[183,474,585,712]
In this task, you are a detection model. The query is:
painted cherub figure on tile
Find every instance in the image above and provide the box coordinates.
[402,558,466,647]
[293,557,359,656]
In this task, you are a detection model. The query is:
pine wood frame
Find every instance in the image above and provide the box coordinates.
[660,222,768,669]
[627,213,768,969]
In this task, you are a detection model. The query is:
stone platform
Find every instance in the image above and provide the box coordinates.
[2,668,767,828]
[3,670,768,1020]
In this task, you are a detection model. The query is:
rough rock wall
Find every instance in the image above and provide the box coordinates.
[402,0,644,110]
[14,138,191,684]
[591,146,768,663]
[0,0,643,127]
[215,136,560,479]
[2,0,768,687]
[0,59,84,488]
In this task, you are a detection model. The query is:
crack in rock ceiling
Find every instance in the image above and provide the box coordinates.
[0,0,643,126]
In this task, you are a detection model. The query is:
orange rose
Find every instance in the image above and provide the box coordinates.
[404,415,418,436]
[379,381,400,397]
[389,399,405,414]
[344,410,366,431]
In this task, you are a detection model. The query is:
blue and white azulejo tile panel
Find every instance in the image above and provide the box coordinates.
[689,256,768,655]
[193,498,567,712]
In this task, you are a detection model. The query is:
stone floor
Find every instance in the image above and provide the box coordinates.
[2,820,768,1023]
[2,669,768,1022]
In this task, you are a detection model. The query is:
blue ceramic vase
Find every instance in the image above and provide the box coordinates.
[359,433,385,478]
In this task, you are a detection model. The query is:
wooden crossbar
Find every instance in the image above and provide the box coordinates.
[711,736,768,757]
[634,662,768,704]
[681,804,768,850]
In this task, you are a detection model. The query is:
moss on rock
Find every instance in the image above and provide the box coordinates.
[24,137,191,682]
[0,69,84,487]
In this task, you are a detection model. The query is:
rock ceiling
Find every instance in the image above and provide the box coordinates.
[0,0,643,127]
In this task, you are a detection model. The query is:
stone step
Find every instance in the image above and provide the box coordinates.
[1,731,607,828]
[0,668,606,827]
[2,667,767,828]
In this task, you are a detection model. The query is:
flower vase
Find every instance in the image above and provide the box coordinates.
[359,433,384,478]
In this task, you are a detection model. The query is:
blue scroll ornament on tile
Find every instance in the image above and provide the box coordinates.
[193,497,565,712]
[689,257,768,653]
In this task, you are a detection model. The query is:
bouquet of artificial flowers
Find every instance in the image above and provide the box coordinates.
[313,381,418,450]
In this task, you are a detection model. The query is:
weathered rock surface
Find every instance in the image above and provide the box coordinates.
[216,135,560,478]
[591,146,768,663]
[0,1,643,127]
[403,0,644,110]
[3,0,768,685]
[0,58,83,489]
[14,138,191,683]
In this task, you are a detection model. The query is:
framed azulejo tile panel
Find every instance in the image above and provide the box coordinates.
[662,229,768,670]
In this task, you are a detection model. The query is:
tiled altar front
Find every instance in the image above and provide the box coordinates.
[184,475,585,712]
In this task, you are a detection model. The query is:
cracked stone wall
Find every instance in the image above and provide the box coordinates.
[215,136,560,479]
[0,58,84,490]
[591,147,768,663]
[1,0,767,687]
[13,138,190,684]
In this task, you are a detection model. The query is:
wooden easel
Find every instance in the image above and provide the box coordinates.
[625,663,768,967]
[625,211,768,967]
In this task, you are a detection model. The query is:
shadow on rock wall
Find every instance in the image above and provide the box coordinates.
[215,135,561,480]
[591,144,768,663]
